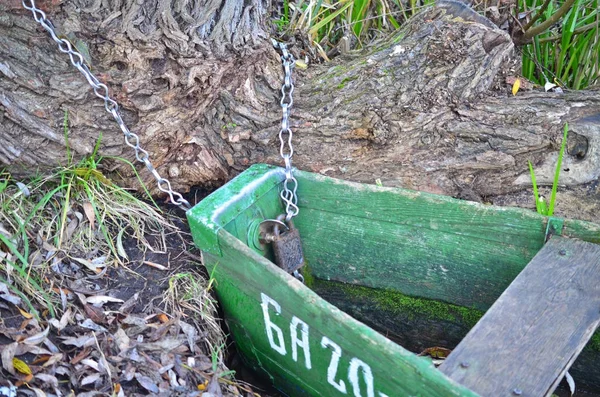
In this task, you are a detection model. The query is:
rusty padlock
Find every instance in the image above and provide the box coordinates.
[271,216,305,274]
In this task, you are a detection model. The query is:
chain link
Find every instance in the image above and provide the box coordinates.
[271,39,299,221]
[22,0,191,210]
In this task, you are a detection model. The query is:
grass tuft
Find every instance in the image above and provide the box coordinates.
[519,0,599,89]
[274,0,433,54]
[528,122,569,216]
[0,122,176,319]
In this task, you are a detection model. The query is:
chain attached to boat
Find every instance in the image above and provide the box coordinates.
[272,39,299,222]
[262,40,305,282]
[22,0,191,211]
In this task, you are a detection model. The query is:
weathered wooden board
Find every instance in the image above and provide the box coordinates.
[439,236,600,397]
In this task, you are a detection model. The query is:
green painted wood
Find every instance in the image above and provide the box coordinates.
[291,170,600,311]
[203,231,479,396]
[187,164,600,396]
[295,207,536,312]
[186,164,286,256]
[439,236,600,397]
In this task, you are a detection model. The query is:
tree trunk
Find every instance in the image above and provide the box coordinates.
[2,1,600,221]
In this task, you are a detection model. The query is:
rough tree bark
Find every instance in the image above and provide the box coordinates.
[1,0,600,221]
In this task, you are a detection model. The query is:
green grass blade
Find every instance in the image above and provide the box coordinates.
[548,123,569,216]
[528,160,544,214]
[0,232,55,318]
[351,0,371,38]
[309,1,352,37]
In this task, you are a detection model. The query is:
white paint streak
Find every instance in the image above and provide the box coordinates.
[349,357,375,397]
[261,293,286,355]
[321,336,347,393]
[290,316,312,369]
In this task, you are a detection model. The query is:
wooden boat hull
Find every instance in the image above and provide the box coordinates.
[187,164,600,396]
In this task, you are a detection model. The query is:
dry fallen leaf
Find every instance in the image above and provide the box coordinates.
[118,292,139,314]
[34,373,58,388]
[1,342,17,375]
[80,358,100,372]
[566,371,576,396]
[80,318,107,333]
[61,333,95,348]
[135,373,159,393]
[81,373,101,386]
[207,374,223,397]
[71,257,106,273]
[85,295,124,306]
[180,321,198,354]
[0,283,21,305]
[12,357,32,375]
[82,201,95,230]
[70,347,91,365]
[83,303,106,324]
[114,328,131,353]
[545,81,557,92]
[17,307,33,319]
[14,344,52,356]
[139,338,186,353]
[42,353,64,368]
[22,327,50,345]
[512,78,521,96]
[27,387,46,397]
[49,308,72,332]
[116,228,129,261]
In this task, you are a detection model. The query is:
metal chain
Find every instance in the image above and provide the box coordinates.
[271,39,299,221]
[22,0,191,210]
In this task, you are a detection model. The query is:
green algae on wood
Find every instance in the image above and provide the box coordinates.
[313,279,484,327]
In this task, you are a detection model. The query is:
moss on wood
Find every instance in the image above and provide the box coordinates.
[311,278,483,328]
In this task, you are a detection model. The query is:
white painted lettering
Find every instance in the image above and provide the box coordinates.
[321,336,347,393]
[290,316,312,369]
[260,293,286,355]
[349,357,375,397]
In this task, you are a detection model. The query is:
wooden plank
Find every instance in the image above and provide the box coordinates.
[439,236,600,397]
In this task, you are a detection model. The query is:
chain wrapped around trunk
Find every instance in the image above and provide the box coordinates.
[22,0,191,210]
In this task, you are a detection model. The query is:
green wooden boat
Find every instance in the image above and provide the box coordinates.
[187,163,600,397]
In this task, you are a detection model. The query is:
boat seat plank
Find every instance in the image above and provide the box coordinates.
[439,236,600,397]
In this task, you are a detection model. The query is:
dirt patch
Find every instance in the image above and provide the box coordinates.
[0,207,262,396]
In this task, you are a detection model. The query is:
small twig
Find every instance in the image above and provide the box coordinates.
[518,0,577,44]
[522,0,552,31]
[182,250,204,263]
[538,21,600,43]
